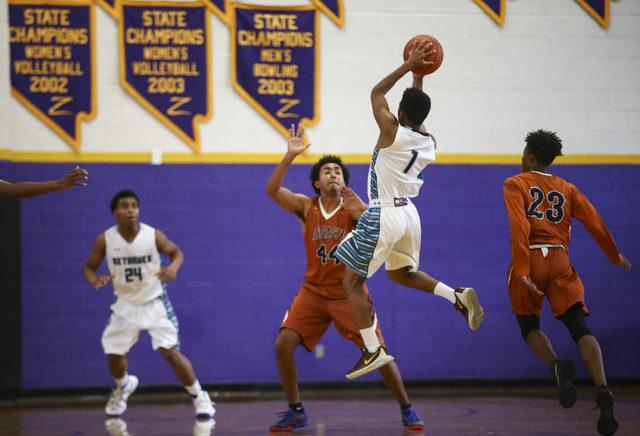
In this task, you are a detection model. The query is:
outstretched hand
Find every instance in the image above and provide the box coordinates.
[156,266,177,283]
[518,275,544,297]
[340,185,367,217]
[619,254,631,272]
[405,39,435,72]
[59,166,88,190]
[287,123,311,157]
[92,274,114,290]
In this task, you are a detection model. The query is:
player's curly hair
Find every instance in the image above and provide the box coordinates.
[111,189,140,212]
[525,129,563,166]
[400,87,431,126]
[310,155,349,195]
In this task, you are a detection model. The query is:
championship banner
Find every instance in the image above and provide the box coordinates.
[575,0,617,29]
[310,0,344,28]
[120,1,211,152]
[95,0,119,20]
[202,0,230,25]
[9,0,96,150]
[232,4,320,139]
[473,0,506,26]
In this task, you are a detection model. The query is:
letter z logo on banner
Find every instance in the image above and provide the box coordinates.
[120,1,211,152]
[9,0,96,150]
[232,4,320,139]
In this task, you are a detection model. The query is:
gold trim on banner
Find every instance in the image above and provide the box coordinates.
[230,3,321,140]
[9,0,97,151]
[473,0,506,27]
[1,150,638,165]
[203,0,230,25]
[119,0,212,152]
[575,0,611,29]
[309,0,344,28]
[95,0,120,20]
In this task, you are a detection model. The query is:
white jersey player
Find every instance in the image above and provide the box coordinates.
[83,189,214,420]
[336,39,484,379]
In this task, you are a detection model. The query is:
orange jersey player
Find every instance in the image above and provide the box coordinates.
[265,123,425,433]
[503,129,630,436]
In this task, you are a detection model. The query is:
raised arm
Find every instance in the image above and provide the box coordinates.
[155,230,184,284]
[83,233,114,290]
[0,166,88,199]
[266,123,313,220]
[371,40,433,149]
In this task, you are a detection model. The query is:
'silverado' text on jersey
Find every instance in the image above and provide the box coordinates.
[368,125,436,201]
[105,223,164,306]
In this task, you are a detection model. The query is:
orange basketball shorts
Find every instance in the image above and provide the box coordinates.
[508,247,589,318]
[281,282,386,352]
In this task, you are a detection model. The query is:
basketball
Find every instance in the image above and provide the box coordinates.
[403,35,444,76]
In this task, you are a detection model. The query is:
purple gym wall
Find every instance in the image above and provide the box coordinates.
[13,162,640,389]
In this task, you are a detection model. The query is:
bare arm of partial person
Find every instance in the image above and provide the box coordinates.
[155,230,184,284]
[82,233,115,290]
[266,123,313,220]
[371,40,434,149]
[0,166,88,199]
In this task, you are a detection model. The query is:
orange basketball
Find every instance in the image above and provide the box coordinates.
[403,35,444,76]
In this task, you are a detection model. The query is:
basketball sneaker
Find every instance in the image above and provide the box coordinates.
[402,406,425,432]
[193,390,215,419]
[269,407,310,431]
[193,417,215,436]
[105,375,139,417]
[454,287,484,330]
[345,346,394,379]
[105,418,128,436]
[595,385,618,436]
[550,359,577,408]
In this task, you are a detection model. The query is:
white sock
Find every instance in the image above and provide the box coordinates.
[434,282,457,304]
[115,374,129,388]
[185,380,202,397]
[360,326,380,353]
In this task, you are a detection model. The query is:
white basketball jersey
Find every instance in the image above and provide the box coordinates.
[105,223,164,306]
[368,125,436,200]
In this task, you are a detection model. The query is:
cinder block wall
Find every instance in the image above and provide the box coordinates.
[13,162,639,388]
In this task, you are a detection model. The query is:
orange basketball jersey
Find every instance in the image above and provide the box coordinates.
[303,197,354,292]
[504,171,621,278]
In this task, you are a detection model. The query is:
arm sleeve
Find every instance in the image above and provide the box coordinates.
[504,178,531,278]
[570,187,621,266]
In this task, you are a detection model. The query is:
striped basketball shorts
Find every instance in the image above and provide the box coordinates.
[102,293,180,355]
[336,201,422,278]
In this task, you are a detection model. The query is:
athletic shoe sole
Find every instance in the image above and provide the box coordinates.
[596,387,618,436]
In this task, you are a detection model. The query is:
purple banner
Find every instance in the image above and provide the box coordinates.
[576,0,611,28]
[9,0,96,150]
[473,0,506,26]
[95,0,118,19]
[310,0,344,28]
[232,4,319,138]
[202,0,229,25]
[120,1,211,152]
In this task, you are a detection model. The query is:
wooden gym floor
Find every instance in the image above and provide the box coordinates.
[1,383,639,435]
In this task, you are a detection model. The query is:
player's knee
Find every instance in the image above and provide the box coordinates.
[160,347,185,367]
[516,314,540,342]
[559,303,592,344]
[275,328,300,355]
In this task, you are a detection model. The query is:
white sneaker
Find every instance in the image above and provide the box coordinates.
[193,390,215,419]
[193,418,216,436]
[454,287,484,330]
[105,375,139,417]
[105,417,129,435]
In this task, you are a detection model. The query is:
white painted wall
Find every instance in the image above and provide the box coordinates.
[1,0,639,157]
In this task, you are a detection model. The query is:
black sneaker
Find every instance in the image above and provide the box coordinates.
[596,385,618,436]
[454,288,484,330]
[345,346,394,379]
[550,359,577,408]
